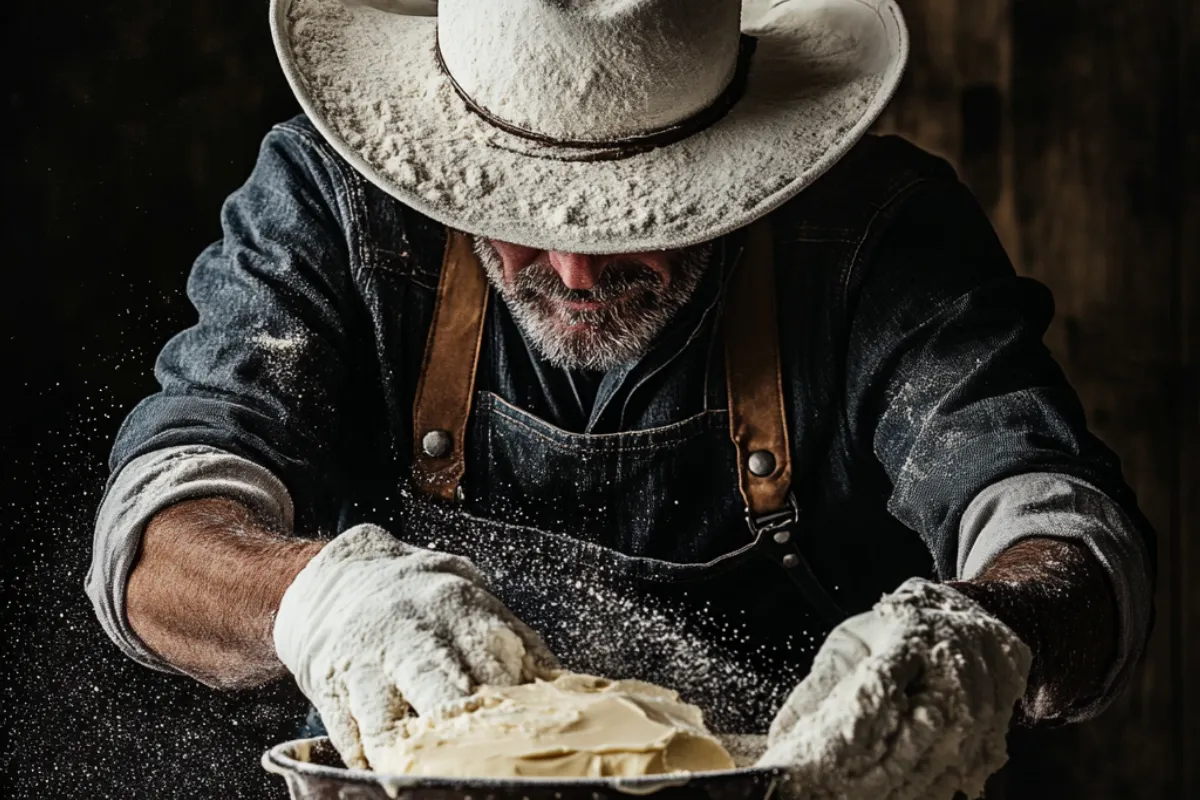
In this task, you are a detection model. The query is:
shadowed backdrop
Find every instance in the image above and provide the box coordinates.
[2,1,1196,797]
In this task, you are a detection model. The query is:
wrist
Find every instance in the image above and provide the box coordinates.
[269,538,328,605]
[265,538,327,640]
[946,538,1119,723]
[945,579,1058,723]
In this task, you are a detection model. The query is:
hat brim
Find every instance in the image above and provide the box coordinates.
[271,0,907,254]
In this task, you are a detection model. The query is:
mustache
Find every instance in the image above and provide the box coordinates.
[510,261,664,307]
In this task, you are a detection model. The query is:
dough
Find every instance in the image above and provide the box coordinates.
[370,672,736,778]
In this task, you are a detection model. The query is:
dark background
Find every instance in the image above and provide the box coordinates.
[2,1,1196,798]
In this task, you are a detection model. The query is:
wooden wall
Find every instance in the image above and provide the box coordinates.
[873,1,1198,796]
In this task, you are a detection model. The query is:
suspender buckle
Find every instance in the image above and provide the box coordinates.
[746,491,800,539]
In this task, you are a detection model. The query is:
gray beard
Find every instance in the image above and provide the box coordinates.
[473,238,711,372]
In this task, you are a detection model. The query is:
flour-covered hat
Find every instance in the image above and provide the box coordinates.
[271,0,907,253]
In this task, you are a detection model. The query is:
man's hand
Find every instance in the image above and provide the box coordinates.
[273,524,558,770]
[757,579,1031,800]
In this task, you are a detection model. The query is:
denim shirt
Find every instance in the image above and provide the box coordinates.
[107,115,1155,617]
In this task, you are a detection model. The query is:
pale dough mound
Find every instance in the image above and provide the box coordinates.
[370,672,736,778]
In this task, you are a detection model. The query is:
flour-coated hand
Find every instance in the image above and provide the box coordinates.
[273,524,557,769]
[757,578,1031,800]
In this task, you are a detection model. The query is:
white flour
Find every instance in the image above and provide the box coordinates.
[274,525,556,768]
[249,327,313,399]
[277,0,898,252]
[392,493,815,736]
[436,0,742,142]
[760,580,1031,800]
[251,330,306,354]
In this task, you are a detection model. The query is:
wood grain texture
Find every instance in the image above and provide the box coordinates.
[1177,0,1199,795]
[1008,1,1180,789]
[876,1,1188,796]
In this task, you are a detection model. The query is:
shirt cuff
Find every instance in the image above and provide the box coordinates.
[957,472,1153,720]
[85,445,295,674]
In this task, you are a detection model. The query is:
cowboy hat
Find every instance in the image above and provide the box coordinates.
[270,0,907,254]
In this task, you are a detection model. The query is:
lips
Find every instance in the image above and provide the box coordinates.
[562,299,604,312]
[553,285,639,315]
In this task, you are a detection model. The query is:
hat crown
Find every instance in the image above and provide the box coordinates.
[437,0,744,142]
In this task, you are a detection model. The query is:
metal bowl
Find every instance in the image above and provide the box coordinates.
[262,737,784,799]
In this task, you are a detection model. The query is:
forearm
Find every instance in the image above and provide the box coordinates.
[948,536,1118,724]
[126,496,325,689]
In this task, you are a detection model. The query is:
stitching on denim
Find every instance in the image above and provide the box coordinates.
[478,393,728,453]
[272,121,367,287]
[778,236,860,245]
[488,408,718,453]
[461,526,760,583]
[358,263,438,293]
[341,168,373,289]
[777,235,864,244]
[275,121,444,297]
[841,176,935,306]
[832,175,941,466]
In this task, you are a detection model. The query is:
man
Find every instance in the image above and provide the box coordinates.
[87,0,1154,796]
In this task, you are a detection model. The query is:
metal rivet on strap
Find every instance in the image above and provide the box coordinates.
[782,553,799,569]
[422,429,453,459]
[748,449,776,477]
[773,530,791,545]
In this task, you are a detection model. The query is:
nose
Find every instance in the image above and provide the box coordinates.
[547,252,605,291]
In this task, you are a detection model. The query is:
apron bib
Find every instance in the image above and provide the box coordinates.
[403,227,846,733]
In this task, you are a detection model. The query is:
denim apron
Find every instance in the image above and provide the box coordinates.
[404,224,846,734]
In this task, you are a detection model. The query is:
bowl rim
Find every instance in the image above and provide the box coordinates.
[262,736,786,790]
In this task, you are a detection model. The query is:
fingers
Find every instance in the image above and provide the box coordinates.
[424,577,555,688]
[402,552,553,676]
[766,676,824,746]
[396,545,558,685]
[343,664,411,768]
[756,734,806,770]
[837,607,910,658]
[507,614,561,680]
[400,547,489,584]
[450,612,538,688]
[765,598,1028,800]
[768,613,875,744]
[313,684,367,770]
[381,626,474,716]
[373,572,553,715]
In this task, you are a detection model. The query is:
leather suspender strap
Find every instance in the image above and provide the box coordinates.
[723,224,843,622]
[411,231,490,501]
[724,221,794,518]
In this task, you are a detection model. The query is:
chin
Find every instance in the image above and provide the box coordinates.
[550,312,604,333]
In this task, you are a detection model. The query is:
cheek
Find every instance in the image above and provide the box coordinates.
[632,253,675,287]
[489,240,543,284]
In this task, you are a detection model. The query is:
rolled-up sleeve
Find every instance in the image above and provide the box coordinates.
[86,446,294,671]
